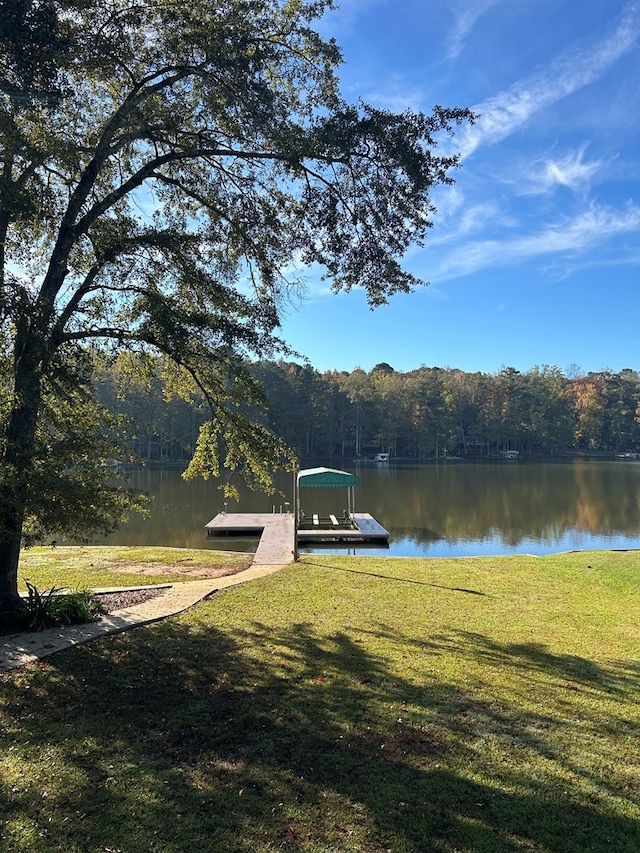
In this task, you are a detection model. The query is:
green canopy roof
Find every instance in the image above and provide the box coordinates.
[297,467,359,488]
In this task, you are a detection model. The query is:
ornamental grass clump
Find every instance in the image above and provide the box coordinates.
[24,581,105,632]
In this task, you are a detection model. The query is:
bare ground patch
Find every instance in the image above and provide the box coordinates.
[110,555,253,579]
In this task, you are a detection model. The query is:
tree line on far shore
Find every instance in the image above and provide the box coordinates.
[95,357,640,463]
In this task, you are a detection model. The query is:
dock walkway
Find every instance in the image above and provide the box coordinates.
[205,512,296,564]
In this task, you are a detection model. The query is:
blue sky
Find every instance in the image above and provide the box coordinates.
[277,0,640,376]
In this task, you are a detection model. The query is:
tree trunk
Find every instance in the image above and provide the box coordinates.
[0,534,26,614]
[0,450,31,614]
[0,333,43,615]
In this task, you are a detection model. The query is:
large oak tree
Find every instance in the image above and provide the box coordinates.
[0,0,471,614]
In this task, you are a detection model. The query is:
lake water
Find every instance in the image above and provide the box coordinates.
[89,459,640,557]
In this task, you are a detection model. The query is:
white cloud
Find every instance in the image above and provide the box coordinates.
[430,200,516,244]
[434,202,640,279]
[456,1,640,158]
[318,0,388,38]
[446,0,505,60]
[361,75,429,112]
[522,145,604,195]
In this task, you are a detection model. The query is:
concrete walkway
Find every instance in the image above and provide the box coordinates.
[0,562,289,672]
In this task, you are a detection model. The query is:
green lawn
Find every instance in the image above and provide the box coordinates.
[16,544,253,590]
[1,550,639,852]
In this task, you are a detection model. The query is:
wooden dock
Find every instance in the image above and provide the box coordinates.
[205,512,296,564]
[205,511,388,560]
[297,512,388,544]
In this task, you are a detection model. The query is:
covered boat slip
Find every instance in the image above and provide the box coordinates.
[296,466,357,531]
[295,467,388,543]
[205,467,389,552]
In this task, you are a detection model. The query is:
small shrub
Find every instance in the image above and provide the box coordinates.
[25,581,61,631]
[24,582,105,631]
[50,590,105,626]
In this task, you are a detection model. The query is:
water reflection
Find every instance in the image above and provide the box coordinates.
[84,460,640,556]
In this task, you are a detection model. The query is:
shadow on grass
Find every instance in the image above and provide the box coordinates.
[355,623,640,696]
[435,629,640,696]
[1,616,638,852]
[314,560,488,595]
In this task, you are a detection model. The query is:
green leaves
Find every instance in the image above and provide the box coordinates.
[0,349,147,547]
[0,0,72,106]
[23,580,105,631]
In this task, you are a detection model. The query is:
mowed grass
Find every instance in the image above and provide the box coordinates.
[16,545,253,589]
[1,550,639,852]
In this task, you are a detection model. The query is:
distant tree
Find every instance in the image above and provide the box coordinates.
[573,375,607,449]
[0,0,471,614]
[522,366,573,453]
[369,366,406,456]
[94,353,208,462]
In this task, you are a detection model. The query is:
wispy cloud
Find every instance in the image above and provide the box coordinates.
[446,0,505,60]
[521,145,604,195]
[318,0,388,38]
[541,246,640,281]
[434,202,640,279]
[456,1,640,158]
[362,75,429,112]
[430,199,517,244]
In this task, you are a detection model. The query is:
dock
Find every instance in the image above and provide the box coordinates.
[297,512,388,544]
[205,512,296,564]
[205,511,388,560]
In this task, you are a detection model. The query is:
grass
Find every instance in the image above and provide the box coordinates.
[1,549,639,852]
[16,545,253,590]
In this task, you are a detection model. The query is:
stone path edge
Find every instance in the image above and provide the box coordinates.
[0,562,289,672]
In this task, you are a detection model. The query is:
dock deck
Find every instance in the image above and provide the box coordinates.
[205,511,388,559]
[205,512,296,564]
[297,512,388,544]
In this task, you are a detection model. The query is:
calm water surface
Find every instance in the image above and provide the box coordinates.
[89,460,640,557]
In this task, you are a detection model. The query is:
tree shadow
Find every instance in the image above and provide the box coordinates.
[314,560,488,595]
[438,629,640,695]
[1,615,638,852]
